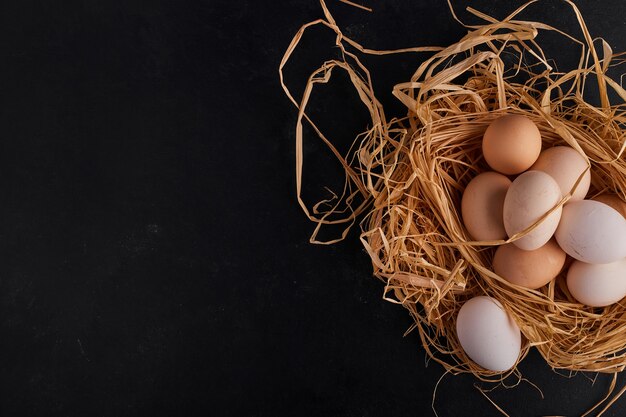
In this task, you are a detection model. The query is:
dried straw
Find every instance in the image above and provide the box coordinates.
[280,0,626,381]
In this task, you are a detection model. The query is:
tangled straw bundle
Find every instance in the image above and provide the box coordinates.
[280,0,626,384]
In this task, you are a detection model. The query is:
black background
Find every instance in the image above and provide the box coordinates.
[1,0,626,416]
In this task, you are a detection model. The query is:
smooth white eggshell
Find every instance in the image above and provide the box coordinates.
[503,170,562,251]
[555,200,626,264]
[567,258,626,307]
[456,296,521,372]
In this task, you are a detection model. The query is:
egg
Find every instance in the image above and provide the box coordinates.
[482,115,542,175]
[530,146,590,201]
[493,239,566,289]
[461,172,511,241]
[503,170,563,251]
[456,296,521,372]
[566,258,626,307]
[593,194,626,218]
[555,200,626,264]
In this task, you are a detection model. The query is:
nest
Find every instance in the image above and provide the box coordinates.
[280,0,626,381]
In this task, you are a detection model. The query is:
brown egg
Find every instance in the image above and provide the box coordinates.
[593,194,626,218]
[482,115,542,175]
[493,239,566,289]
[461,172,511,241]
[530,146,590,201]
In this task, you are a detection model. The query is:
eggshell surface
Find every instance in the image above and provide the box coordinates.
[593,194,626,219]
[482,115,542,175]
[555,200,626,264]
[530,146,590,201]
[493,239,566,289]
[503,170,562,251]
[567,258,626,307]
[456,296,521,372]
[461,172,511,241]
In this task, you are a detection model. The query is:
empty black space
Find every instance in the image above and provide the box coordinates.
[0,0,625,416]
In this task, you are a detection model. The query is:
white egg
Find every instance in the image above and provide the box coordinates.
[567,259,626,307]
[555,200,626,264]
[503,170,562,251]
[456,296,521,372]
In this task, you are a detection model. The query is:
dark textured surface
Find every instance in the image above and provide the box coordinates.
[0,1,625,416]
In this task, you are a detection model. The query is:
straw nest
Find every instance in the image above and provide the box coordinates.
[280,0,626,379]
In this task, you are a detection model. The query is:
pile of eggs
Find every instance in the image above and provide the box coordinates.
[456,114,626,372]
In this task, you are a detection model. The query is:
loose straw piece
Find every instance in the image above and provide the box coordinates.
[280,0,626,384]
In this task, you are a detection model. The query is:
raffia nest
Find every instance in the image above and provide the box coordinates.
[280,0,626,381]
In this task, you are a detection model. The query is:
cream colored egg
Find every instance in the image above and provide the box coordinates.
[456,296,521,372]
[461,172,511,241]
[555,200,626,264]
[593,194,626,218]
[493,239,566,289]
[567,259,626,307]
[482,115,542,175]
[503,170,563,251]
[530,146,590,201]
